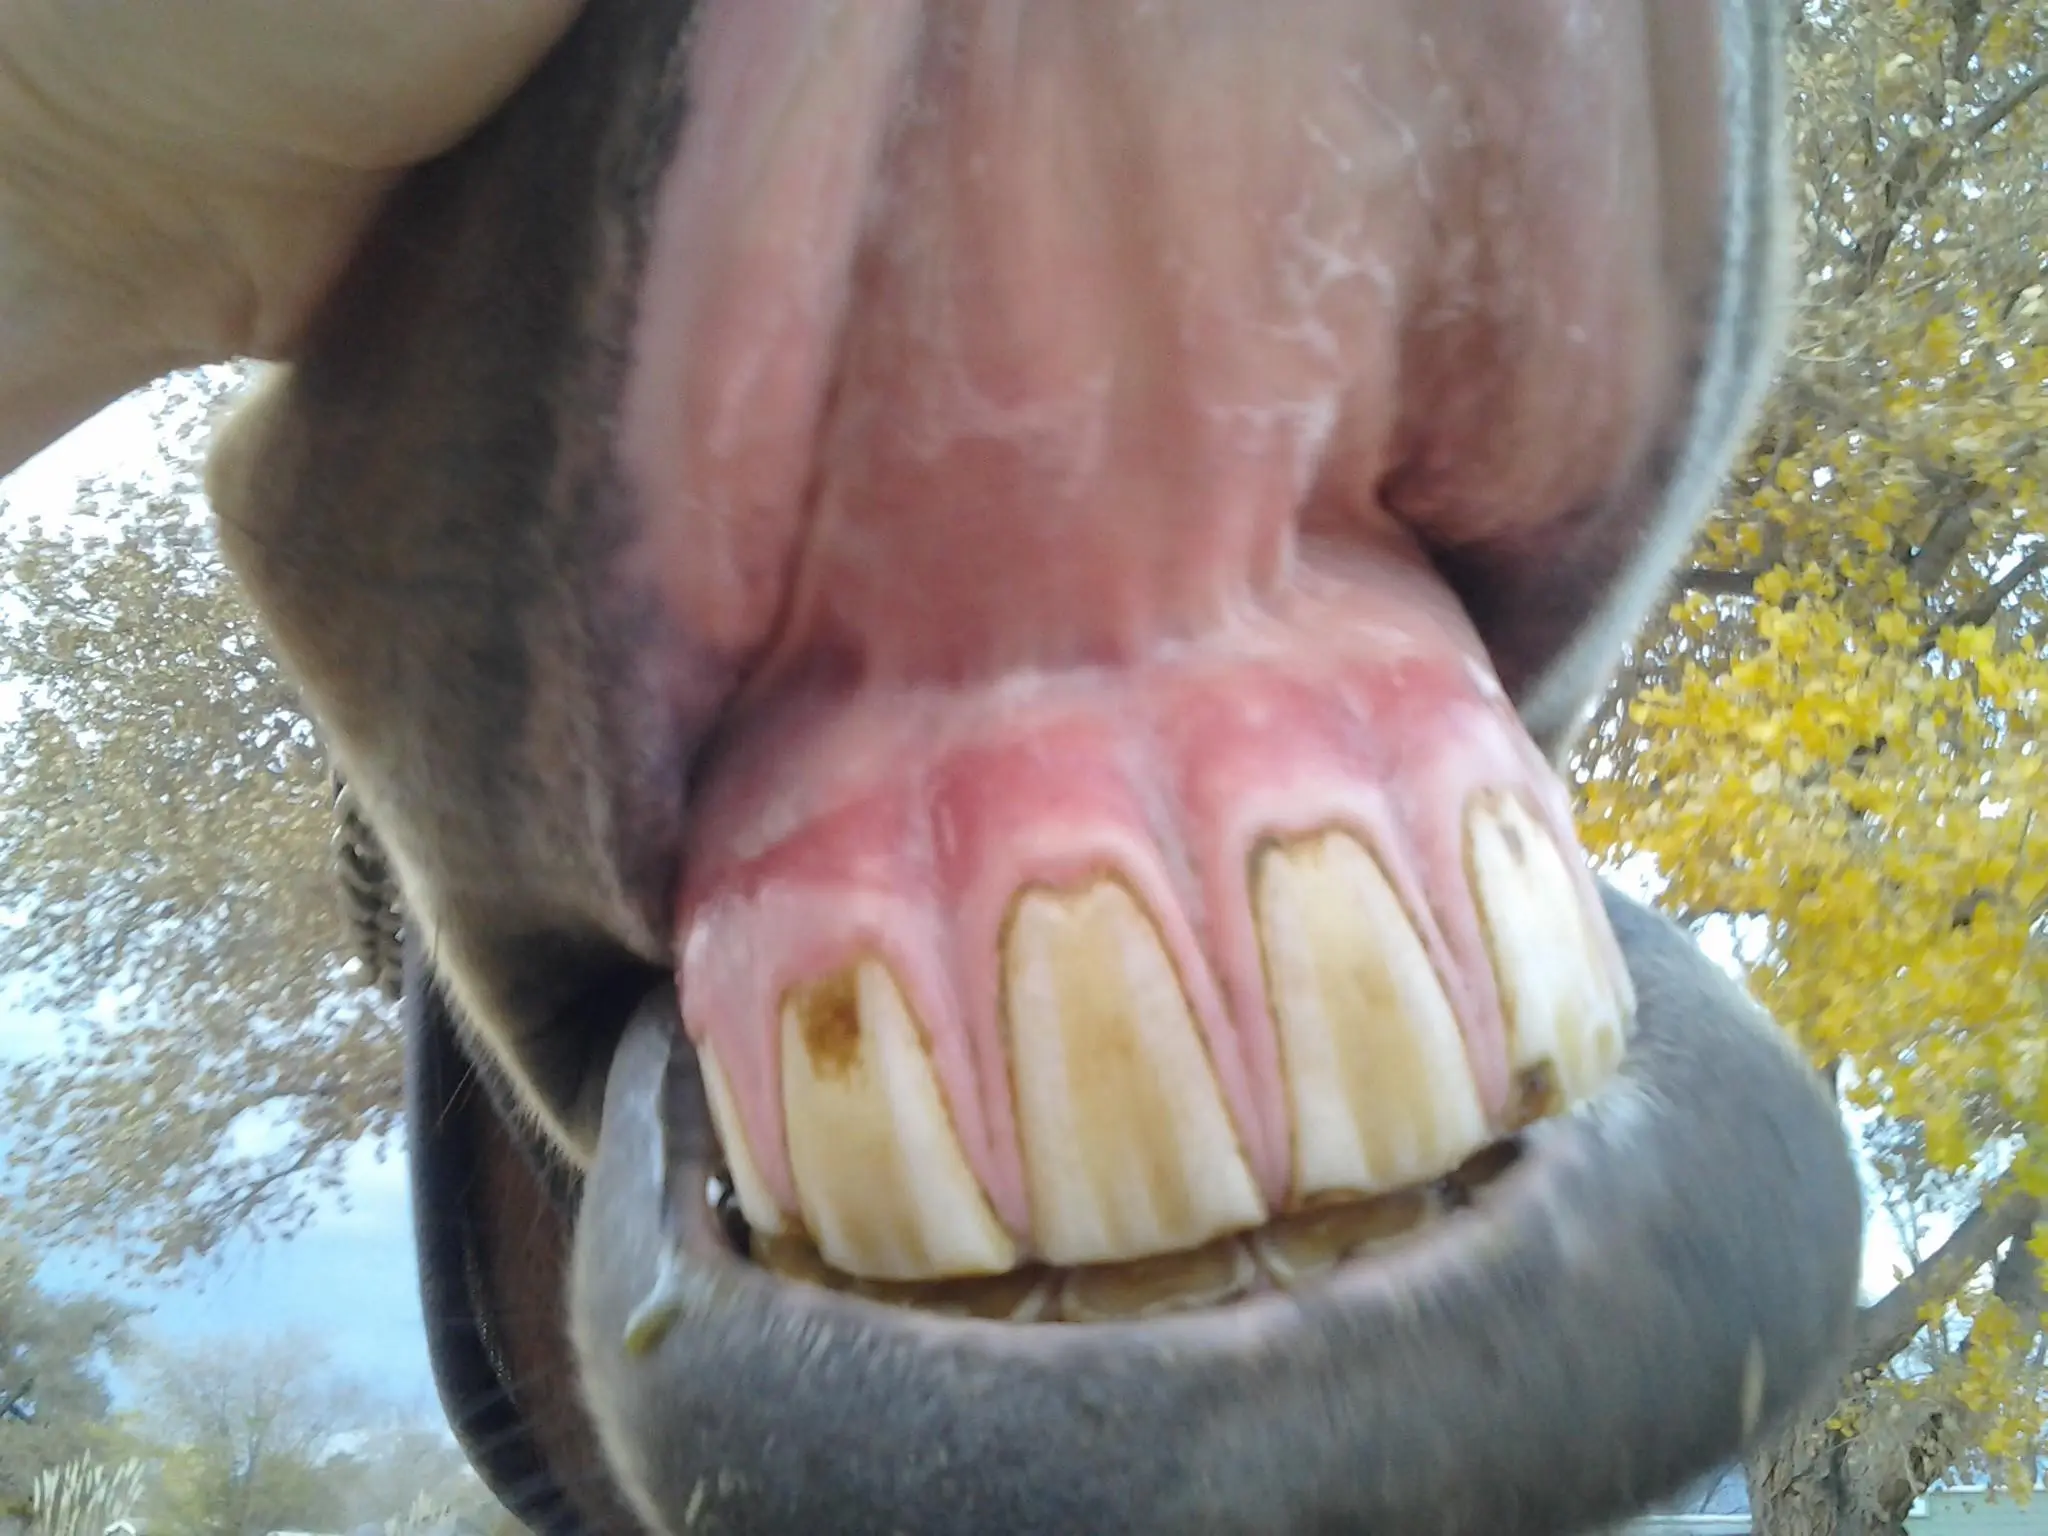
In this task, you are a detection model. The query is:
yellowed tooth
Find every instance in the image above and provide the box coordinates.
[1058,1236,1259,1321]
[698,1040,786,1239]
[858,1266,1057,1321]
[1003,1275,1060,1323]
[1467,795,1632,1103]
[1256,832,1489,1204]
[751,1230,839,1289]
[1252,1188,1439,1284]
[781,962,1017,1282]
[1003,880,1267,1267]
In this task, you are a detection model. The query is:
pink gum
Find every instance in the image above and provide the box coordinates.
[674,610,1591,1248]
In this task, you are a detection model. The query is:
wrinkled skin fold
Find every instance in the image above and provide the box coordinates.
[195,0,1867,1531]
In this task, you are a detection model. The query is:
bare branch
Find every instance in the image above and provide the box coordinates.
[1909,494,1995,584]
[1960,68,2048,147]
[1676,567,1765,599]
[1856,1174,2042,1372]
[1927,546,2048,644]
[1988,1214,2044,1316]
[1847,63,2046,299]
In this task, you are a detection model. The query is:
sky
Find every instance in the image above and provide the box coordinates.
[0,390,439,1414]
[0,978,438,1417]
[0,380,1922,1426]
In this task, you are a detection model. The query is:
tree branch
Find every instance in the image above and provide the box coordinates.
[0,1379,33,1422]
[1988,1214,2044,1316]
[1925,546,2048,648]
[1855,1173,2041,1372]
[1960,68,2048,149]
[1676,567,1765,599]
[1909,493,1996,585]
[1782,375,2029,594]
[1857,1206,2046,1516]
[1846,62,2045,304]
[1782,377,1967,498]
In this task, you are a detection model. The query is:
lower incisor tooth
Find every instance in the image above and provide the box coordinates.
[1467,795,1632,1104]
[1058,1236,1258,1321]
[859,1266,1056,1322]
[782,962,1017,1281]
[1252,1188,1439,1284]
[1004,880,1267,1267]
[1256,832,1489,1204]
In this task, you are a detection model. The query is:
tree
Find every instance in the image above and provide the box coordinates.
[0,4,2042,1530]
[133,1332,375,1536]
[315,1419,502,1535]
[0,367,400,1271]
[1576,2,2048,1530]
[0,1237,133,1521]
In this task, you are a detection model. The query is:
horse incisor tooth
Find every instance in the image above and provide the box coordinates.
[1255,830,1489,1205]
[1251,1188,1441,1284]
[1058,1236,1259,1321]
[1002,879,1266,1268]
[699,1039,787,1239]
[856,1266,1057,1321]
[781,960,1017,1281]
[1466,794,1633,1106]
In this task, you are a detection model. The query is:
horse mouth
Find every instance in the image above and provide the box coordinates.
[557,893,1860,1536]
[701,1129,1532,1328]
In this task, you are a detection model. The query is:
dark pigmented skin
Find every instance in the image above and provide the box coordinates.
[403,890,1863,1536]
[569,889,1861,1536]
[200,0,1866,1531]
[407,951,637,1536]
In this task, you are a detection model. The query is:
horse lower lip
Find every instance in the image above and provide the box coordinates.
[566,889,1862,1536]
[711,1137,1531,1323]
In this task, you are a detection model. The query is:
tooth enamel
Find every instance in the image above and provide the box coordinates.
[1252,1188,1439,1284]
[1057,1236,1259,1321]
[1256,832,1489,1204]
[751,1230,1060,1323]
[698,1040,786,1239]
[1467,795,1631,1103]
[1003,1276,1059,1322]
[751,1231,834,1288]
[864,1267,1057,1321]
[781,962,1017,1281]
[1003,880,1267,1267]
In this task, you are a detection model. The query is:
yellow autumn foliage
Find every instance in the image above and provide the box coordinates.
[1576,0,2048,1507]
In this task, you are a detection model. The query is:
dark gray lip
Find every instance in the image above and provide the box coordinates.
[569,886,1863,1536]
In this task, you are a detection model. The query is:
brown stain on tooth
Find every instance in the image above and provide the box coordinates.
[1442,1137,1523,1202]
[1002,878,1266,1268]
[792,971,863,1079]
[1498,815,1528,862]
[1506,1059,1563,1129]
[1466,793,1633,1108]
[781,959,1016,1281]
